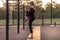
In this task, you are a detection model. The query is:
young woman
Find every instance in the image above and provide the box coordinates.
[25,2,35,39]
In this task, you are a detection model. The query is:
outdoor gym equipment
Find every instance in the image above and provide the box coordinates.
[42,15,44,26]
[51,0,53,25]
[23,5,25,30]
[17,0,20,34]
[54,21,56,26]
[12,0,14,25]
[6,0,9,40]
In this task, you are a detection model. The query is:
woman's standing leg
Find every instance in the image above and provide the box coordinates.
[28,19,34,39]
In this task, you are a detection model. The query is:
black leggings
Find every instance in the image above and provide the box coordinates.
[29,19,34,33]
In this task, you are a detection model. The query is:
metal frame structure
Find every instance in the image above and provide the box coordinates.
[6,0,9,40]
[12,0,14,25]
[51,0,53,25]
[17,0,20,34]
[23,5,25,30]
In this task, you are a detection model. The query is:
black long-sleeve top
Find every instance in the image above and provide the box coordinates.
[26,7,35,20]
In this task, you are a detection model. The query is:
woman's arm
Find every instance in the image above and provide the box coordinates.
[27,8,35,16]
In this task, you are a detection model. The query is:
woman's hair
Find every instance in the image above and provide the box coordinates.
[30,2,34,6]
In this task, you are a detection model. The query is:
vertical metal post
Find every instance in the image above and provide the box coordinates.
[54,21,56,26]
[51,0,53,25]
[6,0,9,40]
[23,5,25,30]
[42,15,44,26]
[12,0,14,25]
[17,0,20,34]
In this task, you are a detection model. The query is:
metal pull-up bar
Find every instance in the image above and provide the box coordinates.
[17,0,20,34]
[23,5,25,30]
[6,0,9,40]
[12,0,14,25]
[51,0,53,25]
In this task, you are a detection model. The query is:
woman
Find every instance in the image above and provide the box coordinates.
[25,2,35,39]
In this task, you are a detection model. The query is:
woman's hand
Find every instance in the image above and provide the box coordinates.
[25,16,29,22]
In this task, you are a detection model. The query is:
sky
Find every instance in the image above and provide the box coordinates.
[0,0,60,7]
[42,0,60,8]
[0,0,4,7]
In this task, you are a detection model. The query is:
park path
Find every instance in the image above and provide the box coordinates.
[1,25,60,40]
[0,25,29,40]
[42,25,60,40]
[27,26,41,40]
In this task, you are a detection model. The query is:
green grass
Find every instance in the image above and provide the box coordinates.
[0,19,60,25]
